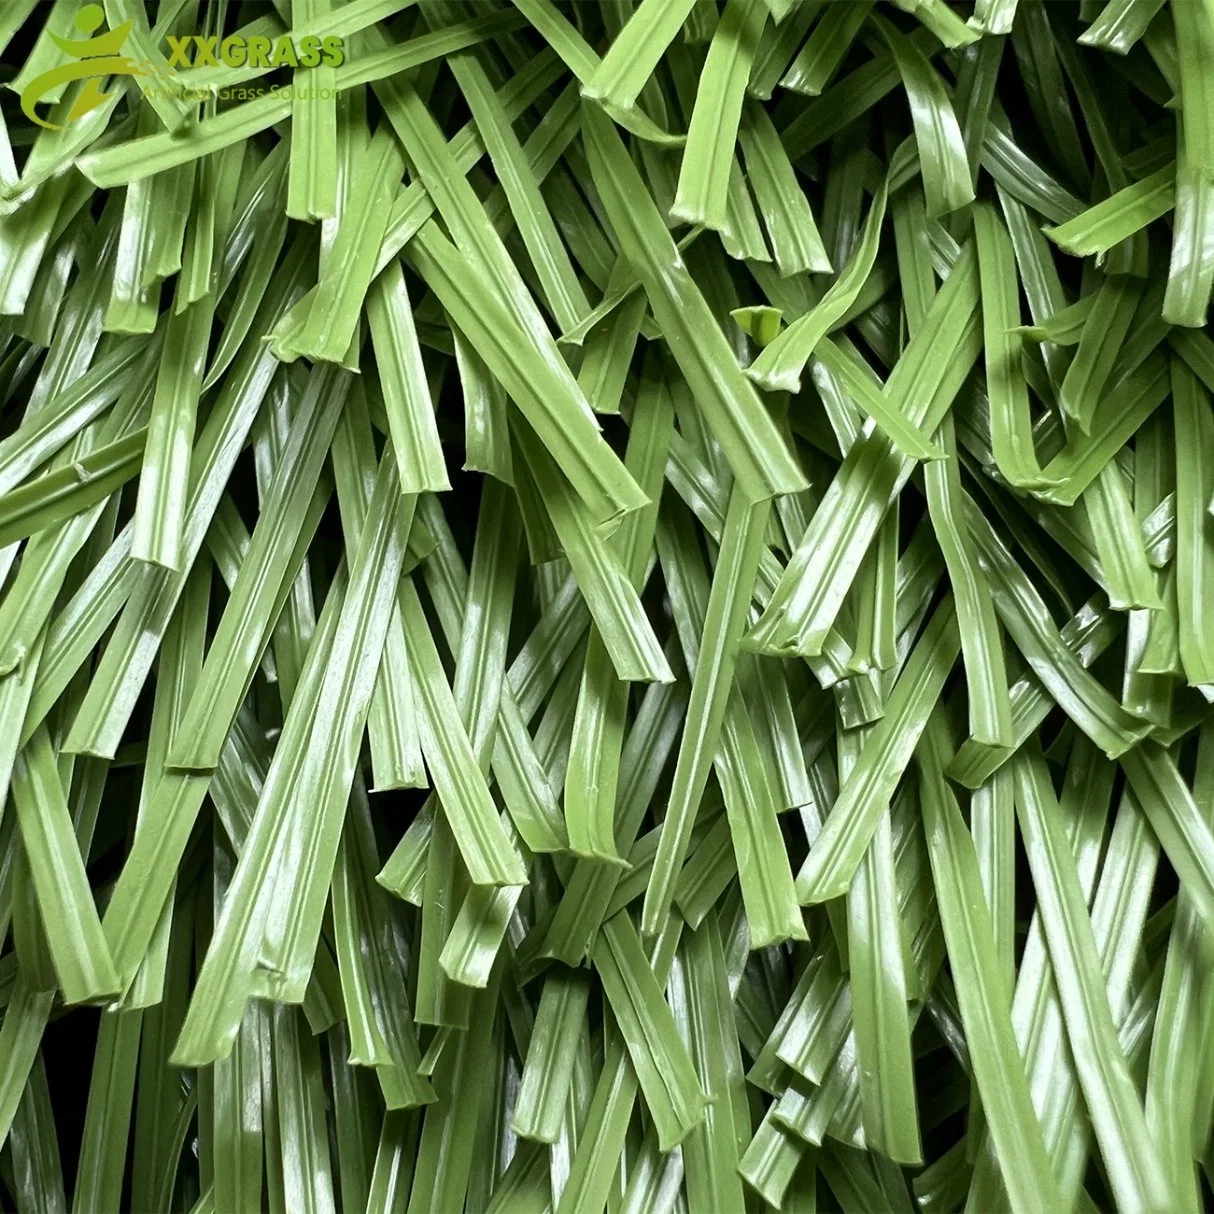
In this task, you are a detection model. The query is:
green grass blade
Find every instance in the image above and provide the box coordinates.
[1171,356,1214,685]
[848,808,922,1164]
[1084,459,1163,611]
[643,488,773,935]
[813,336,943,461]
[782,0,873,96]
[1035,355,1170,506]
[924,416,1012,747]
[795,596,959,903]
[971,199,1058,483]
[0,336,146,496]
[408,221,645,528]
[1171,0,1214,182]
[272,1005,336,1214]
[71,1009,142,1214]
[168,366,345,770]
[672,0,767,229]
[967,501,1150,756]
[11,727,118,1003]
[0,427,145,551]
[401,579,528,887]
[211,1003,264,1214]
[1012,749,1174,1213]
[874,14,974,218]
[328,384,425,791]
[1059,276,1143,435]
[592,912,707,1151]
[922,728,1063,1207]
[63,246,312,759]
[1120,741,1214,936]
[1044,165,1175,257]
[406,977,500,1214]
[565,364,673,860]
[1079,0,1162,51]
[738,102,831,278]
[582,102,808,503]
[948,596,1121,788]
[1143,725,1214,1211]
[1163,133,1214,327]
[544,673,686,963]
[749,1,823,99]
[511,967,591,1143]
[746,244,981,656]
[169,569,349,1061]
[331,775,434,1108]
[513,420,670,685]
[366,260,450,494]
[585,0,698,114]
[747,179,886,393]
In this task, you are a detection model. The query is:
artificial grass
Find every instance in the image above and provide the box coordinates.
[0,0,1212,1211]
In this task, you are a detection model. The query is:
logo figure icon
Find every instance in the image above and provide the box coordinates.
[21,4,144,130]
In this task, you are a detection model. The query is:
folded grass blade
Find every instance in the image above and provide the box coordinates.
[511,968,591,1144]
[585,0,698,114]
[747,179,886,393]
[565,365,673,860]
[169,366,345,770]
[1058,276,1143,435]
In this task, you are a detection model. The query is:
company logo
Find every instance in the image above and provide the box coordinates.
[165,33,344,70]
[20,3,345,130]
[20,4,144,129]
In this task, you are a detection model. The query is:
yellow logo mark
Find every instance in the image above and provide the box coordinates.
[20,4,145,130]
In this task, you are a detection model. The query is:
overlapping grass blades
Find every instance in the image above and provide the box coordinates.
[0,2,1212,1212]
